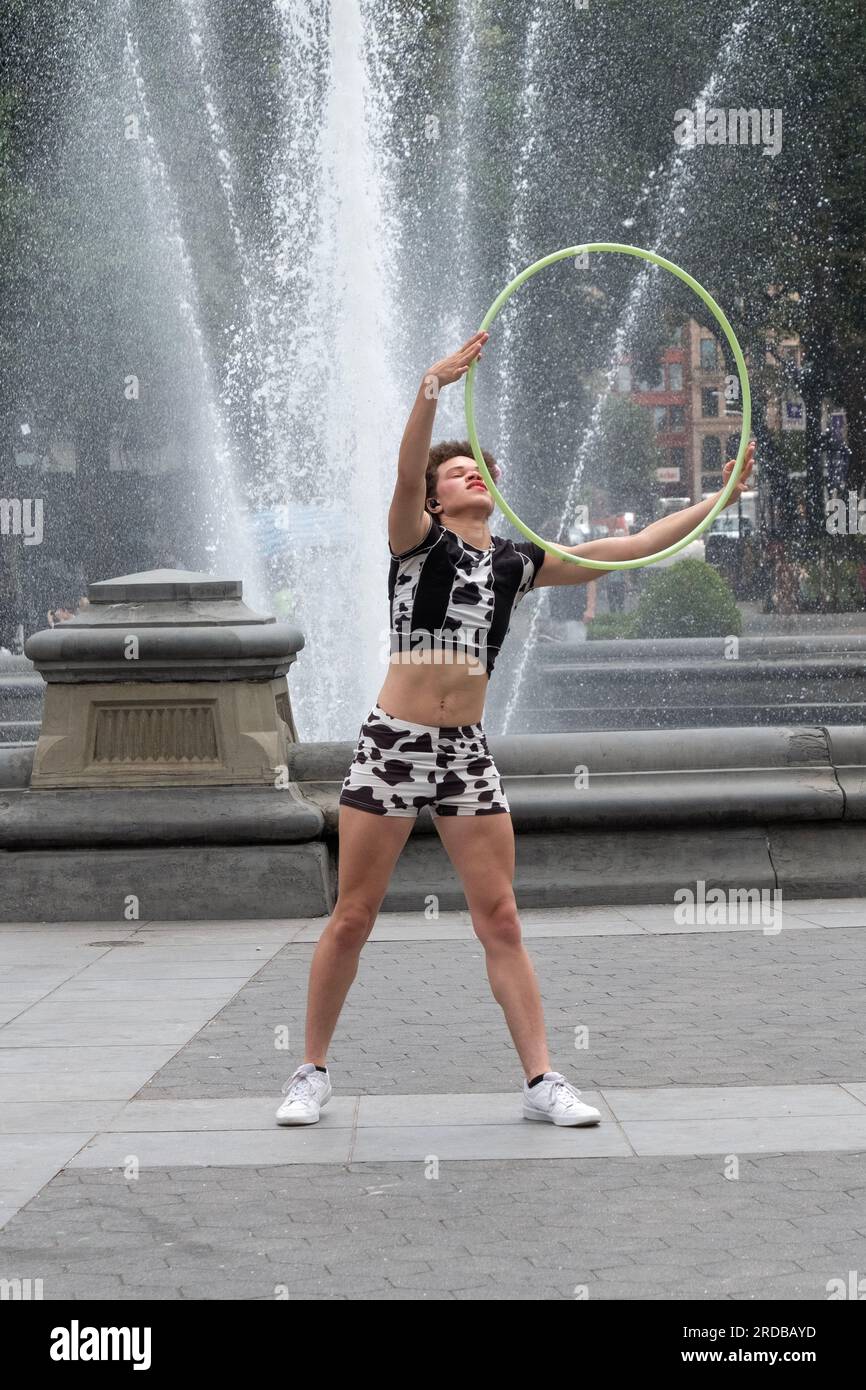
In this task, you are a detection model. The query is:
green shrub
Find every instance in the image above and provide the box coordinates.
[630,557,742,638]
[801,555,864,611]
[586,612,636,640]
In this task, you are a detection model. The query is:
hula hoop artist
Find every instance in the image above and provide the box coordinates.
[278,329,755,1127]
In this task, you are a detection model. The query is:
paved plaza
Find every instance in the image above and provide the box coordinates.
[0,900,865,1299]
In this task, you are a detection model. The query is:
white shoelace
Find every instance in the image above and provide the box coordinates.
[547,1074,583,1107]
[281,1071,316,1099]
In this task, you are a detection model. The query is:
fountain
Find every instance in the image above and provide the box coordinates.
[120,0,261,598]
[3,0,866,920]
[498,0,766,732]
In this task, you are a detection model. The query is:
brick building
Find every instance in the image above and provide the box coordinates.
[613,319,746,508]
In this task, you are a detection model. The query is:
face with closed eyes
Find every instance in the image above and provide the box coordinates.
[429,455,496,521]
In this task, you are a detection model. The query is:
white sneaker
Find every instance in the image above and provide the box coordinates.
[523,1071,601,1126]
[276,1062,332,1126]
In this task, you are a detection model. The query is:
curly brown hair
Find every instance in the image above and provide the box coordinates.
[425,439,499,510]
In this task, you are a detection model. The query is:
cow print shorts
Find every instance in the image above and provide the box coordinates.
[339,703,510,817]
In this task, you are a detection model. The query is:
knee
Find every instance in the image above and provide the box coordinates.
[474,896,522,948]
[329,900,376,950]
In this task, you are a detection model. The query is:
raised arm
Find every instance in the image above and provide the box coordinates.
[388,330,489,555]
[533,441,755,587]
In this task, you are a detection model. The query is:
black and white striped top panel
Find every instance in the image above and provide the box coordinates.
[387,514,546,675]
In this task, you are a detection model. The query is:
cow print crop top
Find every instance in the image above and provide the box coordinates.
[387,512,547,676]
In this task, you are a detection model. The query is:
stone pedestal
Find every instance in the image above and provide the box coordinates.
[24,569,305,789]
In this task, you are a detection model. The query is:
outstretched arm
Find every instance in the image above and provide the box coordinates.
[388,330,489,555]
[533,441,755,588]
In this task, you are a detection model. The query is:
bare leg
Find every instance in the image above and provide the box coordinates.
[303,805,415,1064]
[432,812,552,1080]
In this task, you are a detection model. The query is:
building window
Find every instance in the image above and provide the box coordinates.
[701,387,719,418]
[725,433,740,460]
[701,436,723,474]
[669,404,685,430]
[670,446,686,472]
[12,442,78,473]
[637,365,665,391]
[653,406,668,431]
[668,362,683,391]
[700,337,718,371]
[615,364,631,392]
[669,325,683,345]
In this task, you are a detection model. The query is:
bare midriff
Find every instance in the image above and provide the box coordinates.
[376,650,489,726]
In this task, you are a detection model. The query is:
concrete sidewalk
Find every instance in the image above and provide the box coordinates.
[0,900,865,1299]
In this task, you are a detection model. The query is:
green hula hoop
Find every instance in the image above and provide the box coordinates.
[464,243,752,570]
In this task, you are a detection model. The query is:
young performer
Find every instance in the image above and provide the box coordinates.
[278,330,754,1126]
